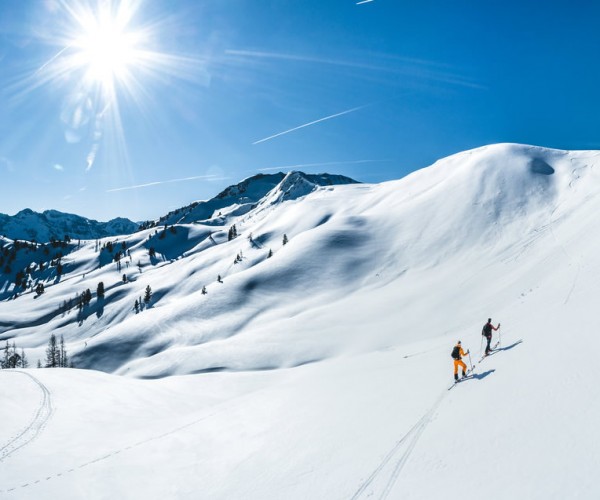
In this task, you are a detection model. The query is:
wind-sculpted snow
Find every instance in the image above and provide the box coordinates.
[2,144,599,377]
[2,144,600,498]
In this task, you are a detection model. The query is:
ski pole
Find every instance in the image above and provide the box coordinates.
[479,335,483,357]
[498,323,502,348]
[468,351,473,373]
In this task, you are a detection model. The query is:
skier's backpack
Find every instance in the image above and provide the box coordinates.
[451,345,460,360]
[482,323,492,336]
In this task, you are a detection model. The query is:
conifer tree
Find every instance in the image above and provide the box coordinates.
[45,334,58,368]
[268,249,273,258]
[2,341,9,368]
[144,285,152,304]
[228,224,238,241]
[21,348,28,368]
[97,282,105,299]
[283,234,288,246]
[134,299,140,313]
[59,335,68,368]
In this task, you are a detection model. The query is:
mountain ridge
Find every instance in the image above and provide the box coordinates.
[144,171,360,228]
[0,209,139,243]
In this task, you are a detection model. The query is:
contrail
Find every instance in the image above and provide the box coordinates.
[356,0,374,4]
[226,50,484,89]
[34,44,72,76]
[253,105,366,145]
[107,174,229,192]
[257,159,391,172]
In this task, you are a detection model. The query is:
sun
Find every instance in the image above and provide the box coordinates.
[68,2,146,91]
[34,1,202,104]
[26,1,205,172]
[74,20,139,88]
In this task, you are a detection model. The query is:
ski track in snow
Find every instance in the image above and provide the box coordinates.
[0,406,224,495]
[549,223,582,305]
[0,371,53,464]
[350,390,446,500]
[351,336,509,500]
[0,384,268,495]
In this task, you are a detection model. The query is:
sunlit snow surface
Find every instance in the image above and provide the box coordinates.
[1,144,599,499]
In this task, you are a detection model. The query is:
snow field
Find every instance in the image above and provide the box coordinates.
[2,144,600,498]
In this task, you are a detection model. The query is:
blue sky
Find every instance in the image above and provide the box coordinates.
[1,0,599,222]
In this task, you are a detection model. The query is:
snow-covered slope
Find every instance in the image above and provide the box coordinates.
[1,144,599,499]
[0,209,138,243]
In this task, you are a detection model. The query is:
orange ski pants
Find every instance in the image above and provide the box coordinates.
[453,359,467,375]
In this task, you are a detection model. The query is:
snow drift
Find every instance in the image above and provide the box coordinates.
[1,144,599,499]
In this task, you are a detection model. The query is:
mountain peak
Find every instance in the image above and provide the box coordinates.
[154,171,359,226]
[260,171,359,206]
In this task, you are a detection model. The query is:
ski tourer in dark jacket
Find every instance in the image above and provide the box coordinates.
[482,318,500,355]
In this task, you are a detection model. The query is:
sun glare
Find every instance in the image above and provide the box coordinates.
[68,2,145,90]
[75,23,138,87]
[27,1,205,172]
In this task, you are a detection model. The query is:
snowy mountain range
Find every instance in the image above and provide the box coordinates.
[0,209,139,243]
[1,144,599,499]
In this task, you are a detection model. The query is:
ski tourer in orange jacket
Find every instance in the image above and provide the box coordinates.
[451,341,469,381]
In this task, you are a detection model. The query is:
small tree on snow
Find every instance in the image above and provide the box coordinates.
[228,224,238,241]
[59,335,68,368]
[144,285,152,304]
[2,342,10,369]
[45,334,58,368]
[134,299,139,313]
[267,249,273,258]
[282,234,288,246]
[201,286,207,295]
[21,349,28,368]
